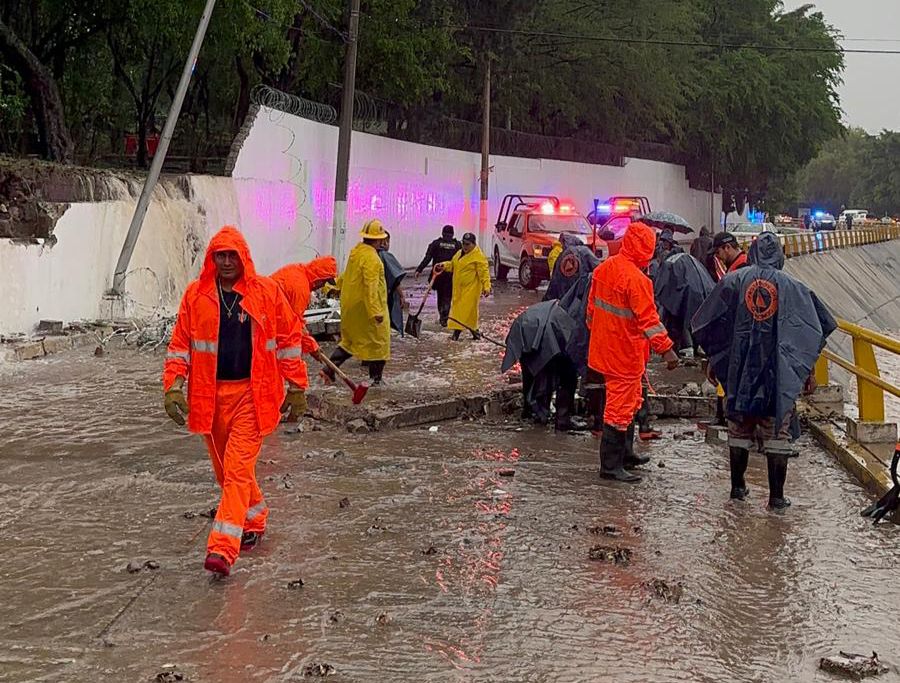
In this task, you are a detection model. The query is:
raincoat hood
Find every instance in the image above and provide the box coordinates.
[699,226,710,237]
[658,228,676,244]
[748,232,785,270]
[200,226,257,285]
[621,222,656,268]
[305,255,338,284]
[560,232,583,250]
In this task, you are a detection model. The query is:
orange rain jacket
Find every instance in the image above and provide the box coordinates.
[164,226,309,436]
[271,256,338,353]
[587,221,674,379]
[271,256,338,320]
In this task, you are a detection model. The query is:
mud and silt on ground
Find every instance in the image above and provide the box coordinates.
[2,287,900,682]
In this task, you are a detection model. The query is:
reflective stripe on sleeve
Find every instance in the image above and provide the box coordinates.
[246,501,268,521]
[166,350,190,362]
[266,339,277,352]
[211,520,243,539]
[276,346,303,360]
[593,298,634,319]
[644,324,667,339]
[191,340,218,354]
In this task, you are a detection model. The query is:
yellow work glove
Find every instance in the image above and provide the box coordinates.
[280,388,308,422]
[164,388,189,426]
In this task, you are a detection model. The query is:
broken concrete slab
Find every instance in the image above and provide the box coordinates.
[847,418,898,446]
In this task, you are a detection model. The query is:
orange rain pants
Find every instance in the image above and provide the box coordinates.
[603,375,644,431]
[204,380,268,565]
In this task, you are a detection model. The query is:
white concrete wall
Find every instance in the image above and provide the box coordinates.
[2,107,720,336]
[234,107,722,267]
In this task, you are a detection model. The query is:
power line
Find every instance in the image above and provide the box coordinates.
[245,1,346,41]
[455,25,900,55]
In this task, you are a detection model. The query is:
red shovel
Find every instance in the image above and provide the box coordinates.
[316,352,369,404]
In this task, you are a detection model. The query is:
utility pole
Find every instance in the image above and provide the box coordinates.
[478,57,491,250]
[110,0,218,295]
[331,0,361,270]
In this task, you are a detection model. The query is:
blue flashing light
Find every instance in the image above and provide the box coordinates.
[597,204,612,213]
[814,210,825,218]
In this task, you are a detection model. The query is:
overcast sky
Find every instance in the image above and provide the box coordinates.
[782,0,900,132]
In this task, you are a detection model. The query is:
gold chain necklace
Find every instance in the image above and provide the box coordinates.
[217,279,240,319]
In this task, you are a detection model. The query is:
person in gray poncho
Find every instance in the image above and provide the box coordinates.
[692,232,836,509]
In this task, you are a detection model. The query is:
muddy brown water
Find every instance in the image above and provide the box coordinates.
[2,331,900,681]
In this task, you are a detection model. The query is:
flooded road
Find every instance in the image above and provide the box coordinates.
[2,346,900,683]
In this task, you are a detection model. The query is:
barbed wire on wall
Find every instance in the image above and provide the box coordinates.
[251,84,338,125]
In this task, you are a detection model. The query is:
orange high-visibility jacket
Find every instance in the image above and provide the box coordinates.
[587,221,674,379]
[164,226,309,436]
[271,257,338,354]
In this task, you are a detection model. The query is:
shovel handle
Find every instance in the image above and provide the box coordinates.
[413,273,438,317]
[448,317,506,349]
[316,352,358,391]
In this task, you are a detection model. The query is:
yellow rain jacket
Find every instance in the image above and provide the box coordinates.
[547,240,563,276]
[441,246,491,332]
[336,243,390,361]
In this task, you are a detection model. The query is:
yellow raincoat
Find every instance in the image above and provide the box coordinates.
[336,243,390,360]
[441,246,491,332]
[547,240,563,276]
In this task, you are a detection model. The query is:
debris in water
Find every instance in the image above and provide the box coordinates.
[287,579,305,590]
[347,418,370,434]
[155,672,184,682]
[339,497,351,508]
[182,507,216,520]
[94,345,105,357]
[365,521,388,536]
[302,663,336,677]
[375,612,391,625]
[496,467,515,477]
[658,461,666,468]
[280,474,294,490]
[332,450,345,459]
[645,579,684,604]
[126,560,160,574]
[259,634,270,642]
[328,610,344,624]
[588,545,632,565]
[428,425,439,433]
[422,545,438,556]
[819,651,888,679]
[588,524,621,537]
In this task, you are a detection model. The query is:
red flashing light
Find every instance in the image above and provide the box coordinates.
[540,201,555,215]
[559,203,574,213]
[614,202,637,214]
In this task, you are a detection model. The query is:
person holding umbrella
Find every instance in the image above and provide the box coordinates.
[434,232,491,341]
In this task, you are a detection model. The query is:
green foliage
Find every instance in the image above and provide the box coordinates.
[795,129,900,216]
[0,0,848,193]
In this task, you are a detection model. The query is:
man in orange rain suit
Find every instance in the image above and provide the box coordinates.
[271,256,339,358]
[163,226,309,577]
[587,221,679,483]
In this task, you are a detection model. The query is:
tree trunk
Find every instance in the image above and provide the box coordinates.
[0,17,73,163]
[233,55,251,134]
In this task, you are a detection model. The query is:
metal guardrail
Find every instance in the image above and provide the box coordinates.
[815,320,900,423]
[736,226,900,257]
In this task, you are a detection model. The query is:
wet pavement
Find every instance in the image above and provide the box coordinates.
[3,343,900,682]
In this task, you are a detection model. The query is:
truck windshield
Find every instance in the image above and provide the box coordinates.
[529,214,592,235]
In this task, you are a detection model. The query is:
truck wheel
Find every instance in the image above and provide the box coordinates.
[518,256,540,290]
[494,248,510,281]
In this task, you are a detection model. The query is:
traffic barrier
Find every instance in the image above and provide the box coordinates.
[815,320,900,428]
[737,226,900,257]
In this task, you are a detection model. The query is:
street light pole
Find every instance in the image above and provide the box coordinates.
[331,0,361,270]
[478,57,491,249]
[110,0,218,295]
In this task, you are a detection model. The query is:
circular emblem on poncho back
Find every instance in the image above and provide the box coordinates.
[560,253,579,278]
[745,279,778,322]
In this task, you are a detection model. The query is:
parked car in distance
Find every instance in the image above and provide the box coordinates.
[838,209,869,227]
[812,212,837,230]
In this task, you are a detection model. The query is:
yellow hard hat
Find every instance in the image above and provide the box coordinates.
[360,219,388,240]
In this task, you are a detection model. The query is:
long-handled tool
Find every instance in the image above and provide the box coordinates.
[316,352,369,404]
[448,317,507,349]
[405,273,437,338]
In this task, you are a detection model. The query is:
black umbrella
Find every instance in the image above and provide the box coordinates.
[638,211,694,234]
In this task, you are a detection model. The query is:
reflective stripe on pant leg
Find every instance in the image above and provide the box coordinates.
[727,416,756,450]
[244,493,268,534]
[603,376,643,431]
[207,381,262,564]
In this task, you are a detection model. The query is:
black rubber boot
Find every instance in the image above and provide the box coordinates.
[767,455,792,509]
[624,422,651,469]
[586,384,606,435]
[600,425,642,483]
[714,396,726,427]
[451,330,461,341]
[555,385,575,433]
[729,447,750,500]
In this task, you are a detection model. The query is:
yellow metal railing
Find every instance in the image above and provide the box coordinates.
[737,225,900,257]
[815,320,900,422]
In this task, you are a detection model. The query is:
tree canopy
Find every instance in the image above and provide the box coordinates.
[0,0,847,199]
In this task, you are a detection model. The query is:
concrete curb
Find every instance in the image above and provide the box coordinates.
[0,331,102,362]
[802,402,898,522]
